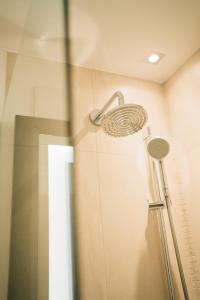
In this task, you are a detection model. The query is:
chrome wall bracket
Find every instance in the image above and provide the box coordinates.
[89,91,125,126]
[89,109,103,126]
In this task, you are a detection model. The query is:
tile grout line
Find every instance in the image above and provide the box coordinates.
[162,87,200,294]
[170,146,200,293]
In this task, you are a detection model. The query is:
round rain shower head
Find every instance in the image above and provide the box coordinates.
[147,137,170,160]
[101,104,148,137]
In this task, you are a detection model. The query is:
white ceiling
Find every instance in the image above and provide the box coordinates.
[69,0,200,83]
[0,0,200,83]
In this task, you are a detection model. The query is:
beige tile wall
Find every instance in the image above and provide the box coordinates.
[165,49,200,300]
[71,65,172,300]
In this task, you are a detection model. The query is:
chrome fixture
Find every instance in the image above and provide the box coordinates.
[89,91,148,137]
[146,134,189,300]
[147,137,170,160]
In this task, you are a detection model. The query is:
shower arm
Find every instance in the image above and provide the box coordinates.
[89,91,125,126]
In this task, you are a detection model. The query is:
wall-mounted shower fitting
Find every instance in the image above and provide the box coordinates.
[148,201,165,209]
[147,137,170,160]
[89,91,148,137]
[146,135,189,300]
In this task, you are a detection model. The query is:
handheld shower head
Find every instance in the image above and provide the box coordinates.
[89,91,148,137]
[147,137,170,160]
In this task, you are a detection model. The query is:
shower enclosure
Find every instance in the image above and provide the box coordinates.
[70,44,200,298]
[1,1,200,300]
[88,91,189,299]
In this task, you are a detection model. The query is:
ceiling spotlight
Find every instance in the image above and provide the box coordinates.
[147,53,164,64]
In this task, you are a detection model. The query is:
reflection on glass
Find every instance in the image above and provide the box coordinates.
[0,1,72,300]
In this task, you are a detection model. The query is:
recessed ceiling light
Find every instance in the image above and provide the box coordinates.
[147,52,164,64]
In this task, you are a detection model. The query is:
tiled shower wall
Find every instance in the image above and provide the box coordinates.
[165,49,200,300]
[71,66,173,300]
[70,50,200,300]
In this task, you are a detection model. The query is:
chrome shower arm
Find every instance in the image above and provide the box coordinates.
[89,91,124,126]
[97,91,125,116]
